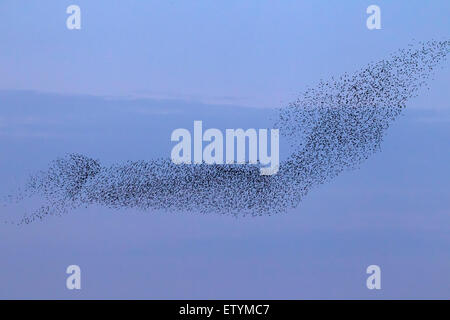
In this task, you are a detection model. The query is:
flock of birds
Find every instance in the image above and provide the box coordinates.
[3,39,449,224]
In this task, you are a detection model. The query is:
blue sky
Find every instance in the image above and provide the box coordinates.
[0,1,449,299]
[1,1,449,107]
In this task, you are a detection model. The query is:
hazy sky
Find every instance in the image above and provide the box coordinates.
[1,0,449,107]
[0,1,449,299]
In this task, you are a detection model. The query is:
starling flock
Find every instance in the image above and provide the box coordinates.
[3,40,449,224]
